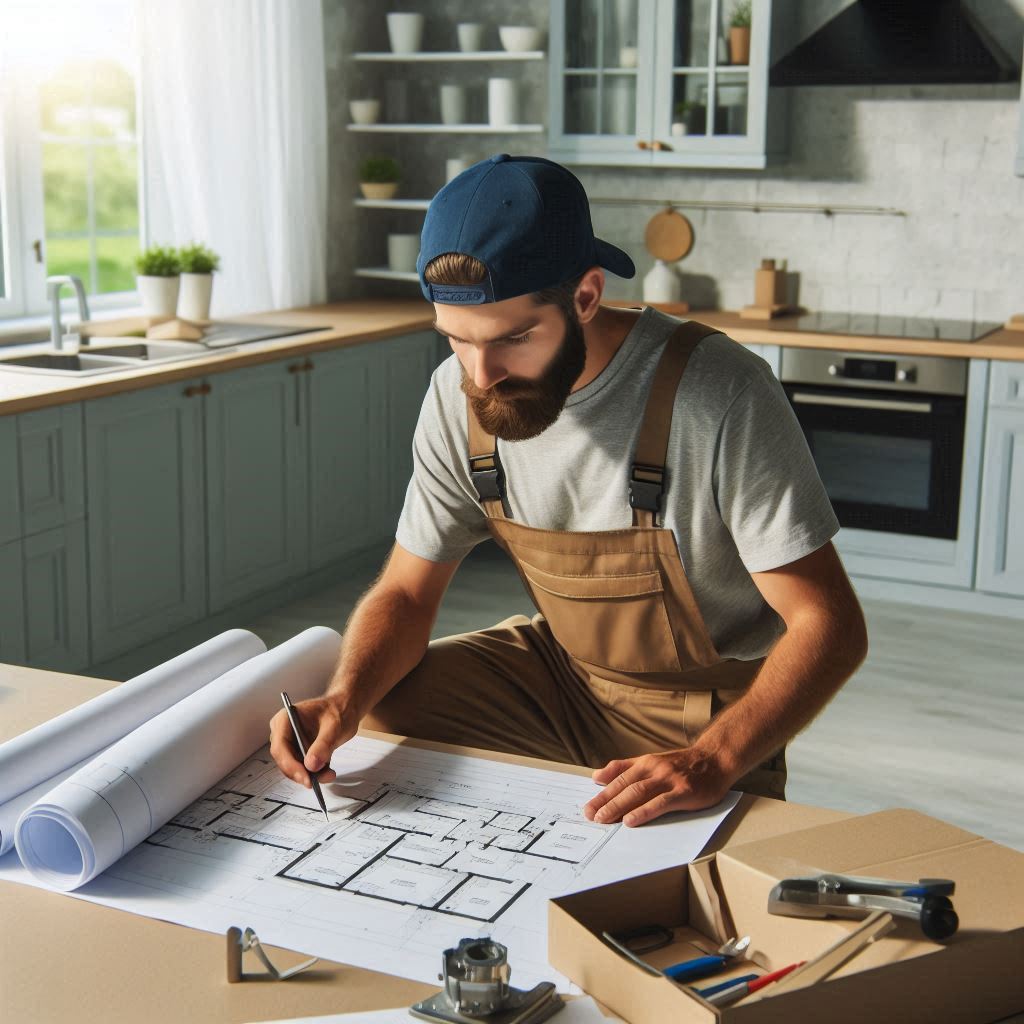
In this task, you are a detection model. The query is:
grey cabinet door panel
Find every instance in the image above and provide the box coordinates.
[23,521,89,671]
[0,417,20,545]
[0,539,26,665]
[85,382,206,663]
[384,333,437,529]
[17,403,85,535]
[206,360,308,612]
[977,408,1024,597]
[308,346,386,566]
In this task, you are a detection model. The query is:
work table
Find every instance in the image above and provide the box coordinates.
[1,299,1022,417]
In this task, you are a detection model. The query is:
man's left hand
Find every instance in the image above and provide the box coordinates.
[582,748,732,827]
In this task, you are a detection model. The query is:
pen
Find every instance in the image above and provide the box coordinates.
[280,691,330,822]
[697,961,805,1007]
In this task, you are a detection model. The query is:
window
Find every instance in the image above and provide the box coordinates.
[0,0,141,320]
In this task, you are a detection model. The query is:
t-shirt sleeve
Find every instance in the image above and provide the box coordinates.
[394,372,491,564]
[713,366,840,573]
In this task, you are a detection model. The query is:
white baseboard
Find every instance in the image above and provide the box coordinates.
[850,573,1024,620]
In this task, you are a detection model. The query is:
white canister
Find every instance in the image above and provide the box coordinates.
[488,78,519,128]
[457,22,484,52]
[348,99,380,125]
[440,84,467,125]
[642,260,682,304]
[386,12,424,54]
[387,234,420,274]
[137,275,180,319]
[445,157,470,183]
[178,273,214,321]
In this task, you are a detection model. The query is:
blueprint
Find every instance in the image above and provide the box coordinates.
[0,734,740,991]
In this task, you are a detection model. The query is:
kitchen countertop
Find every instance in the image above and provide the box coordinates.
[2,299,1023,416]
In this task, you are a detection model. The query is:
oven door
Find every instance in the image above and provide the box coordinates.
[784,384,966,539]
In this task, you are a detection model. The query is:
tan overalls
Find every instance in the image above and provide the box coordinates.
[365,320,787,800]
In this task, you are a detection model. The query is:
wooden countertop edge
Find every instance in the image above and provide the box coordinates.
[2,300,1023,416]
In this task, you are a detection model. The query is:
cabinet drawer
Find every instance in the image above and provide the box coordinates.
[989,360,1024,410]
[17,404,85,535]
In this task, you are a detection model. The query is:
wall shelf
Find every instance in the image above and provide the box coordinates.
[348,124,544,134]
[354,199,431,210]
[353,51,545,62]
[355,268,420,282]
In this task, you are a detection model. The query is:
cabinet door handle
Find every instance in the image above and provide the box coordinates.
[287,362,303,374]
[302,358,314,372]
[651,140,669,152]
[183,383,211,398]
[636,139,650,150]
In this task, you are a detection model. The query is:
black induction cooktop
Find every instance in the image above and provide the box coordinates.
[791,312,1001,342]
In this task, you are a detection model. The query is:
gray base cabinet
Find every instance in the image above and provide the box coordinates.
[977,362,1024,596]
[206,360,309,613]
[85,380,206,663]
[0,417,20,545]
[22,521,88,670]
[0,539,26,665]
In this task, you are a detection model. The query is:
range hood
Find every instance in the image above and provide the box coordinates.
[770,0,1018,87]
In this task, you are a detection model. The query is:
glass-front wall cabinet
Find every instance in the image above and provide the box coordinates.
[550,0,780,168]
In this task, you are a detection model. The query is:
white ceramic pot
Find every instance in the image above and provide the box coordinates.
[498,25,542,52]
[360,182,399,200]
[642,260,682,304]
[137,275,180,318]
[349,99,381,125]
[387,234,420,274]
[445,157,470,184]
[178,273,214,321]
[488,78,519,127]
[386,12,424,54]
[457,22,484,52]
[440,84,467,126]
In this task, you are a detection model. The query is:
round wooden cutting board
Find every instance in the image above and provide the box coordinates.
[644,207,694,262]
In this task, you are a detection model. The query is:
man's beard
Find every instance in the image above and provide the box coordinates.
[460,310,586,442]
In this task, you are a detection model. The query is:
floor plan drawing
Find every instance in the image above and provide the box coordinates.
[2,734,740,990]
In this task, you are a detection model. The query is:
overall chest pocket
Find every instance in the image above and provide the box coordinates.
[518,559,682,674]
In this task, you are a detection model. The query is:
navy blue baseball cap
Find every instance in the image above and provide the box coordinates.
[417,153,635,305]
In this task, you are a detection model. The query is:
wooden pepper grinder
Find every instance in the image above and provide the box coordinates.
[740,258,791,319]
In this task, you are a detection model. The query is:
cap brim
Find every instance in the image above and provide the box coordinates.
[595,238,636,279]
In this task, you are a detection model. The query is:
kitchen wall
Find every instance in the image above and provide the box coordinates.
[323,0,1024,322]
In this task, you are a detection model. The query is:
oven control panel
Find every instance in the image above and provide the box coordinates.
[781,348,967,396]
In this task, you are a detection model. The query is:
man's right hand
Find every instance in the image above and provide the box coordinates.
[268,696,356,788]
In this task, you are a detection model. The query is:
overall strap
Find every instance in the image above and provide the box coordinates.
[630,320,721,528]
[466,399,510,519]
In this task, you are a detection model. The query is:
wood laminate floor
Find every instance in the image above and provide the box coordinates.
[247,541,1024,851]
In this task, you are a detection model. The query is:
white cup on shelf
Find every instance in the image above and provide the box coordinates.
[386,12,424,54]
[387,234,420,274]
[445,157,470,183]
[488,78,519,127]
[349,99,380,125]
[440,84,467,125]
[457,22,484,52]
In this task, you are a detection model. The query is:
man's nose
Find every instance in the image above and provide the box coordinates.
[470,349,507,390]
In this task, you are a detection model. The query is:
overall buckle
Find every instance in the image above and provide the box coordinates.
[628,462,664,515]
[469,453,505,503]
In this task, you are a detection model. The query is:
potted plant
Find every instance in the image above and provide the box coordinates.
[728,0,752,65]
[135,245,181,319]
[675,100,706,136]
[359,156,401,200]
[177,242,220,322]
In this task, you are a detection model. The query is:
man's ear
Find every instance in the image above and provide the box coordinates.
[575,267,605,323]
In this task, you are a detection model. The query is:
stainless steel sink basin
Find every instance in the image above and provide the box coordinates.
[86,340,216,360]
[0,352,138,375]
[0,338,230,376]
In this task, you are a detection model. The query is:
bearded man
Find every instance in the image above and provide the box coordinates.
[269,154,867,826]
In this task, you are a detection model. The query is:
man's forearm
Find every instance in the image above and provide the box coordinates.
[324,583,434,722]
[693,605,868,783]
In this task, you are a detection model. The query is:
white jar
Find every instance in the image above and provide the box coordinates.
[440,84,467,125]
[457,22,484,52]
[387,234,420,274]
[488,78,519,127]
[386,12,424,54]
[445,157,470,183]
[642,260,682,304]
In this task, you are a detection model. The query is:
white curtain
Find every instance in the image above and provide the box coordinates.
[137,0,327,316]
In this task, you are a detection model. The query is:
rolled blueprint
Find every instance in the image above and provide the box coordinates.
[0,628,266,854]
[16,626,341,890]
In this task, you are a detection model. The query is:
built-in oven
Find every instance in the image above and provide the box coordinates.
[780,349,968,540]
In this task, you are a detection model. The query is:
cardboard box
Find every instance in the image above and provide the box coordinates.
[550,809,1024,1024]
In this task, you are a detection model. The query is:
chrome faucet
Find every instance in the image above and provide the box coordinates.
[46,275,90,350]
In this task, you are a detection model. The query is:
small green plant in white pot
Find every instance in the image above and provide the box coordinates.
[135,245,181,319]
[177,243,221,322]
[359,156,401,200]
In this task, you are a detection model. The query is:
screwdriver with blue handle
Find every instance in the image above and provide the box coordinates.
[280,691,330,822]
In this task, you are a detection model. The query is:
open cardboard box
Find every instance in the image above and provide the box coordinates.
[550,809,1024,1024]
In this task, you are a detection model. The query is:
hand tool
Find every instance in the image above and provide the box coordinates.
[768,872,958,940]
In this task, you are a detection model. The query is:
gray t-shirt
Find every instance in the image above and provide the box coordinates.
[396,307,840,661]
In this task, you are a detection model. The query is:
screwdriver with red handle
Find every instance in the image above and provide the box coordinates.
[696,961,805,1007]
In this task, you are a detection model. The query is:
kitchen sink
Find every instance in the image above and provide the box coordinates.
[0,338,233,376]
[0,352,140,375]
[85,340,218,360]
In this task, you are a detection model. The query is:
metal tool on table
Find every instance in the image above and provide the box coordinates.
[601,928,751,983]
[768,872,958,940]
[225,926,319,982]
[410,937,563,1024]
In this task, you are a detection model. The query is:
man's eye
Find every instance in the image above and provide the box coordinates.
[503,333,532,345]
